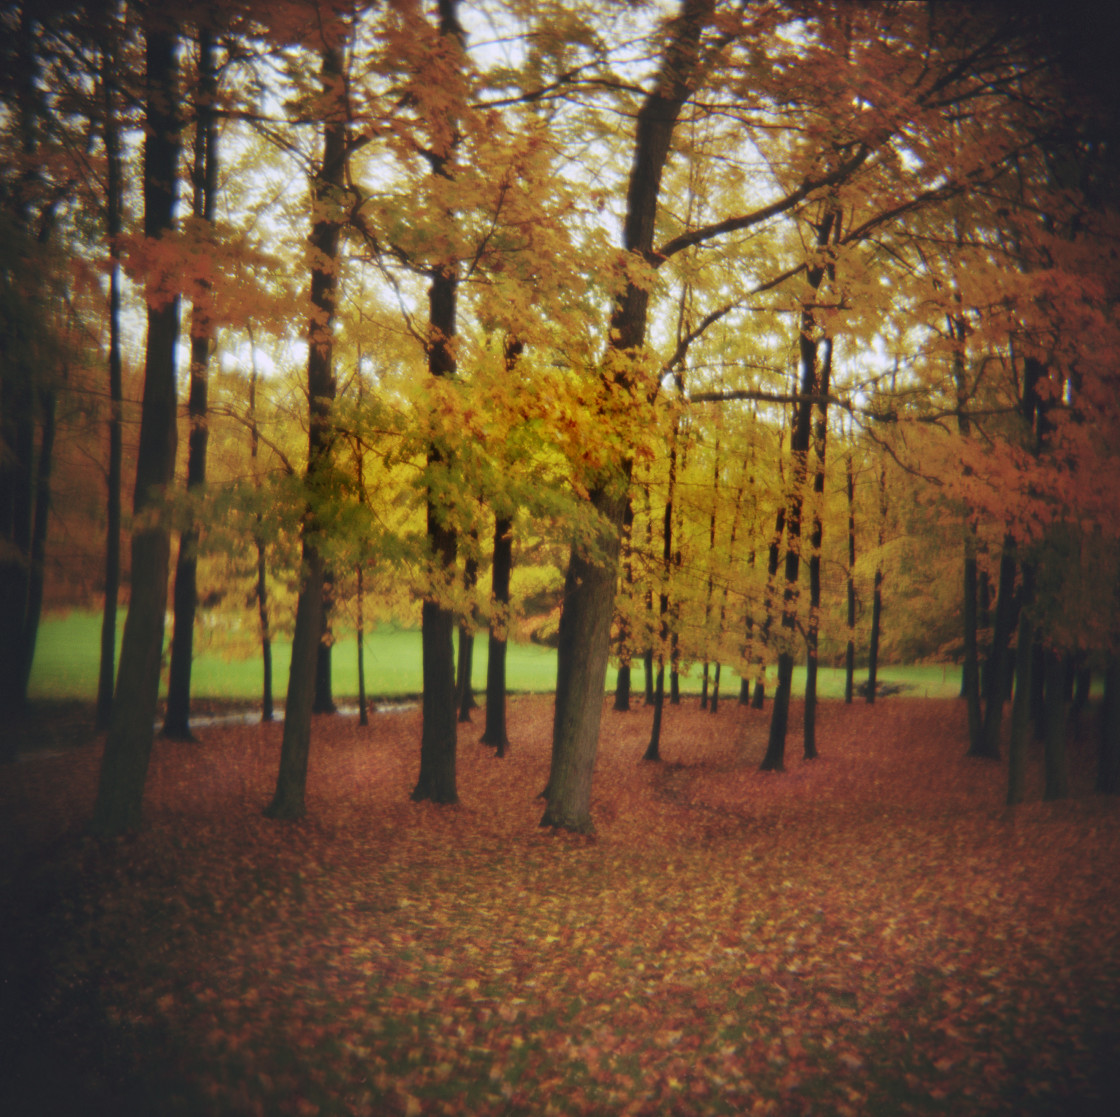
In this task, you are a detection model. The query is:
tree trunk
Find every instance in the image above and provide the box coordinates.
[751,496,785,710]
[313,567,337,714]
[1099,653,1120,795]
[164,24,218,740]
[961,539,983,744]
[456,552,479,722]
[614,501,634,712]
[357,563,368,727]
[266,36,345,820]
[1043,647,1070,800]
[249,349,273,723]
[844,443,856,704]
[762,208,838,769]
[92,20,181,833]
[412,0,464,804]
[974,534,1015,758]
[643,648,655,704]
[644,660,665,761]
[542,0,713,831]
[481,514,513,754]
[866,460,887,705]
[710,663,721,713]
[1007,595,1033,806]
[96,34,124,732]
[804,337,832,760]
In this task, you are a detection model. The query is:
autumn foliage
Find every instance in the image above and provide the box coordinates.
[3,697,1119,1115]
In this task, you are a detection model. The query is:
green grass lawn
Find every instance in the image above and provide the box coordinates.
[28,610,964,705]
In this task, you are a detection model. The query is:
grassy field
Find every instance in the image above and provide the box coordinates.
[28,610,965,706]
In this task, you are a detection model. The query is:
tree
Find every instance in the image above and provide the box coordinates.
[164,22,221,740]
[266,20,348,821]
[92,12,182,833]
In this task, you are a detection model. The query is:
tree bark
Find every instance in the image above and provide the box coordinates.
[1007,585,1033,806]
[92,19,181,833]
[541,0,713,831]
[412,0,464,805]
[844,442,856,704]
[866,461,887,705]
[96,29,124,732]
[974,534,1015,758]
[249,347,273,722]
[961,538,983,745]
[266,36,345,820]
[1099,653,1120,795]
[1043,647,1070,800]
[762,208,838,769]
[804,338,832,760]
[456,551,479,722]
[481,514,512,753]
[313,567,337,714]
[614,499,635,712]
[164,24,218,740]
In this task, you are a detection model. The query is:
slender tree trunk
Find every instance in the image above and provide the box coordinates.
[753,438,787,709]
[804,338,832,760]
[975,534,1015,758]
[1043,648,1070,800]
[643,483,655,706]
[866,460,887,705]
[542,0,714,832]
[1007,589,1033,806]
[961,537,983,743]
[18,386,54,701]
[456,551,478,722]
[1099,653,1120,795]
[644,661,665,761]
[481,514,512,754]
[711,664,721,713]
[92,20,182,833]
[249,348,273,722]
[164,24,218,740]
[614,499,635,712]
[357,564,368,726]
[266,36,345,820]
[96,36,124,732]
[313,567,337,714]
[643,648,655,704]
[762,208,838,769]
[844,443,856,704]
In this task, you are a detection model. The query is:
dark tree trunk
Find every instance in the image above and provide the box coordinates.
[844,442,856,704]
[164,24,218,740]
[357,564,368,727]
[96,34,124,732]
[614,495,634,712]
[643,483,655,705]
[249,352,273,722]
[456,552,478,722]
[644,648,655,704]
[710,663,721,713]
[481,514,513,754]
[313,567,337,714]
[614,664,632,712]
[867,566,883,704]
[644,661,665,761]
[542,0,714,832]
[266,37,345,820]
[1043,648,1070,800]
[92,20,181,833]
[17,387,54,703]
[1099,653,1120,795]
[456,626,475,721]
[413,272,460,802]
[866,461,887,705]
[752,497,785,710]
[412,0,464,804]
[961,540,983,745]
[1007,591,1033,806]
[762,208,837,769]
[700,663,709,709]
[974,535,1015,758]
[803,338,831,761]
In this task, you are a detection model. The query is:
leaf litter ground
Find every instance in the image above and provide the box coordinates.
[2,696,1119,1115]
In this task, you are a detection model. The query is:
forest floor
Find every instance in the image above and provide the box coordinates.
[2,694,1119,1116]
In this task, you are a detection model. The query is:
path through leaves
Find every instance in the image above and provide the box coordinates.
[3,696,1119,1115]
